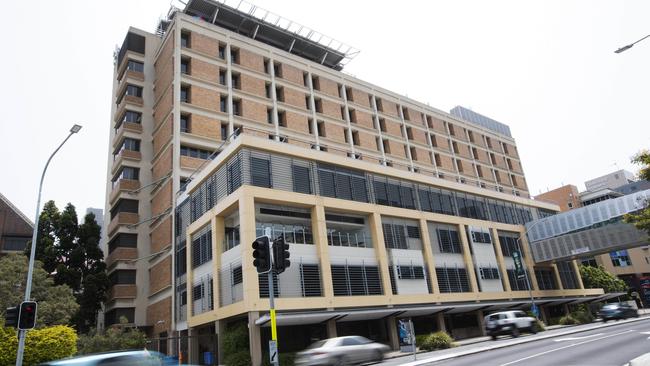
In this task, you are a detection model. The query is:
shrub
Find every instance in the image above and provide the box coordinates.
[559,315,578,325]
[77,318,147,355]
[222,323,249,356]
[526,311,546,332]
[416,331,456,351]
[0,323,77,366]
[225,351,251,366]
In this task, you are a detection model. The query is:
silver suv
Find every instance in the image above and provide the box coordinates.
[485,310,537,340]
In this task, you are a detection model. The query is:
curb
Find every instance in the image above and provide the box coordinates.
[393,316,650,366]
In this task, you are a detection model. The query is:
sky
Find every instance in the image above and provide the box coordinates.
[0,0,649,221]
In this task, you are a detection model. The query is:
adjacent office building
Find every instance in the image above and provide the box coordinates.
[0,193,33,254]
[105,0,602,362]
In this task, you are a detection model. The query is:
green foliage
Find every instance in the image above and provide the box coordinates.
[416,331,456,351]
[559,305,593,325]
[558,314,578,325]
[624,150,650,236]
[77,317,147,355]
[26,201,110,333]
[0,253,78,327]
[0,321,77,366]
[526,311,546,331]
[579,265,628,293]
[221,323,251,366]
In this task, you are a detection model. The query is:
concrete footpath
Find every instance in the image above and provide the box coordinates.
[382,311,650,366]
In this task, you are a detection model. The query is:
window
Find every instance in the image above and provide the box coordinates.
[110,199,138,219]
[180,146,214,160]
[397,265,425,280]
[114,138,140,156]
[231,72,241,89]
[455,159,463,173]
[232,99,241,116]
[479,267,500,280]
[507,158,513,170]
[267,108,274,124]
[507,269,530,291]
[108,233,137,253]
[401,106,410,120]
[314,98,323,113]
[406,127,414,140]
[300,264,322,297]
[376,98,383,112]
[379,118,387,132]
[410,147,417,161]
[273,62,282,78]
[180,85,190,103]
[452,141,459,154]
[436,267,470,293]
[351,130,360,146]
[227,156,241,193]
[180,114,190,133]
[436,228,462,253]
[305,95,311,110]
[318,164,368,203]
[250,157,271,188]
[372,178,416,209]
[430,134,437,147]
[331,264,382,296]
[120,85,143,103]
[181,31,190,48]
[126,60,144,73]
[303,72,309,87]
[382,139,391,154]
[486,137,493,148]
[292,165,312,194]
[557,261,579,289]
[278,111,287,127]
[191,229,212,268]
[220,123,228,141]
[317,121,326,137]
[311,75,320,90]
[468,130,475,143]
[109,270,136,285]
[220,95,227,112]
[448,124,455,136]
[180,57,190,74]
[499,235,522,257]
[230,48,239,64]
[349,109,357,123]
[219,69,227,85]
[477,165,484,178]
[275,86,285,102]
[263,58,270,74]
[610,250,631,267]
[122,110,141,124]
[535,268,557,290]
[2,237,28,251]
[218,44,226,59]
[112,166,140,186]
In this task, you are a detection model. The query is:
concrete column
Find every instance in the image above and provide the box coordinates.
[386,316,400,351]
[248,311,262,366]
[572,260,585,289]
[540,306,549,325]
[212,216,224,311]
[326,319,337,339]
[552,264,564,290]
[239,190,260,306]
[312,204,334,301]
[563,303,571,316]
[476,310,486,336]
[490,228,511,292]
[419,219,440,294]
[458,224,479,292]
[215,320,226,365]
[188,328,200,365]
[369,212,393,300]
[436,312,447,333]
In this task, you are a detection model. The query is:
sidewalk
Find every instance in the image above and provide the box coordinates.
[383,310,650,362]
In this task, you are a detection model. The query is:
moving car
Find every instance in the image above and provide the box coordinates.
[599,303,638,322]
[39,350,172,366]
[295,336,390,366]
[484,310,537,340]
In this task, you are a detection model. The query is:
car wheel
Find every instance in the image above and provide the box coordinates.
[512,327,520,338]
[374,350,384,362]
[491,334,498,340]
[334,356,348,366]
[530,323,537,334]
[603,318,607,323]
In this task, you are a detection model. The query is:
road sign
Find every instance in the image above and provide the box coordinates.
[268,340,279,366]
[512,250,525,279]
[531,304,540,318]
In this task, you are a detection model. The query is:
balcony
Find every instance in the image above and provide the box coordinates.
[110,179,140,204]
[107,284,137,301]
[111,150,142,175]
[106,247,138,267]
[114,122,143,144]
[107,212,139,237]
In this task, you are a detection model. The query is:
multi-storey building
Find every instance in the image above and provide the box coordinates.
[0,193,33,254]
[104,0,603,363]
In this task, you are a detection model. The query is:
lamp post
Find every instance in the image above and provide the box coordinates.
[516,216,553,320]
[615,34,650,53]
[15,124,82,366]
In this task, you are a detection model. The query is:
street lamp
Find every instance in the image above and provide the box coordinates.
[15,124,82,366]
[615,34,650,54]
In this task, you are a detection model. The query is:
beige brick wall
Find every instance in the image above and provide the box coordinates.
[190,85,220,113]
[352,109,374,129]
[429,117,447,134]
[479,165,495,181]
[284,111,309,134]
[154,87,173,131]
[282,87,306,109]
[320,99,342,120]
[459,160,476,177]
[147,296,171,336]
[357,130,377,151]
[410,127,428,145]
[348,88,370,108]
[476,148,491,164]
[323,123,346,143]
[279,63,304,85]
[317,76,339,98]
[386,140,406,158]
[240,73,266,98]
[188,31,220,58]
[241,99,267,124]
[380,99,400,118]
[470,131,486,147]
[455,142,472,159]
[154,61,173,104]
[439,154,455,172]
[151,180,172,218]
[180,155,205,170]
[191,113,222,140]
[150,215,172,253]
[152,148,172,182]
[149,255,172,295]
[153,114,173,156]
[384,119,402,138]
[238,48,265,73]
[190,58,220,84]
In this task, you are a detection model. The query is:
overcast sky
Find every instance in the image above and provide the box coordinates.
[1,0,649,220]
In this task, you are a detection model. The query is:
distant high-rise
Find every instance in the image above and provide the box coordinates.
[584,169,635,192]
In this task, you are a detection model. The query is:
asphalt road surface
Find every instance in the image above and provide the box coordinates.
[380,318,650,366]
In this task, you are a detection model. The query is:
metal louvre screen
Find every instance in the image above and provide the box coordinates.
[388,266,397,294]
[191,274,213,316]
[331,263,383,296]
[557,261,579,289]
[318,164,369,202]
[507,269,530,291]
[499,234,523,257]
[258,272,280,298]
[191,225,212,268]
[300,264,322,297]
[220,260,243,306]
[292,164,312,194]
[535,268,558,290]
[436,266,470,293]
[436,229,462,254]
[250,156,272,188]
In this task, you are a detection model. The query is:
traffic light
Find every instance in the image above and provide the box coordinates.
[4,306,18,328]
[252,236,271,273]
[18,301,37,330]
[273,236,290,274]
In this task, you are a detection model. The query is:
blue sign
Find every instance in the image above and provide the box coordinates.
[531,304,540,318]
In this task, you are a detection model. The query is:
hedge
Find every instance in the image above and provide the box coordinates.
[0,324,77,365]
[416,331,456,351]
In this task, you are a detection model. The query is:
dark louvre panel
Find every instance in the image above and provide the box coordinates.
[382,224,394,248]
[331,265,349,296]
[535,268,558,290]
[406,225,420,239]
[350,176,369,203]
[319,169,336,197]
[251,157,271,188]
[557,261,579,289]
[388,266,397,294]
[373,180,389,205]
[365,266,382,295]
[300,264,322,296]
[348,266,365,295]
[400,186,416,209]
[258,272,279,298]
[388,183,401,207]
[507,269,530,291]
[335,174,352,200]
[436,267,470,293]
[292,165,312,194]
[227,156,241,193]
[330,265,382,296]
[394,225,407,249]
[419,189,432,212]
[436,229,462,254]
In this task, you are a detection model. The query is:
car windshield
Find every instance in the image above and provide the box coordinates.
[307,340,328,349]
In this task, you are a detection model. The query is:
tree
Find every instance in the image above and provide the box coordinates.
[579,265,628,293]
[77,317,147,355]
[0,253,79,326]
[624,150,650,236]
[26,202,110,333]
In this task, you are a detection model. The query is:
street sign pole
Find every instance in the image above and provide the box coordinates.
[264,228,279,366]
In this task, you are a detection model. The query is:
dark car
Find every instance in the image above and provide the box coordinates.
[599,303,638,322]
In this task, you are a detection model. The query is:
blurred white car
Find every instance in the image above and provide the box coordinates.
[295,336,389,365]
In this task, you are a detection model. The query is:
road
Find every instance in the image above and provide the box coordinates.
[379,318,650,366]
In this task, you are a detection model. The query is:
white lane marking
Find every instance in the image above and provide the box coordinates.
[553,333,603,342]
[640,331,650,339]
[498,330,635,366]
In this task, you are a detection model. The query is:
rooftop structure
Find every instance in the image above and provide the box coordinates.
[450,106,512,138]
